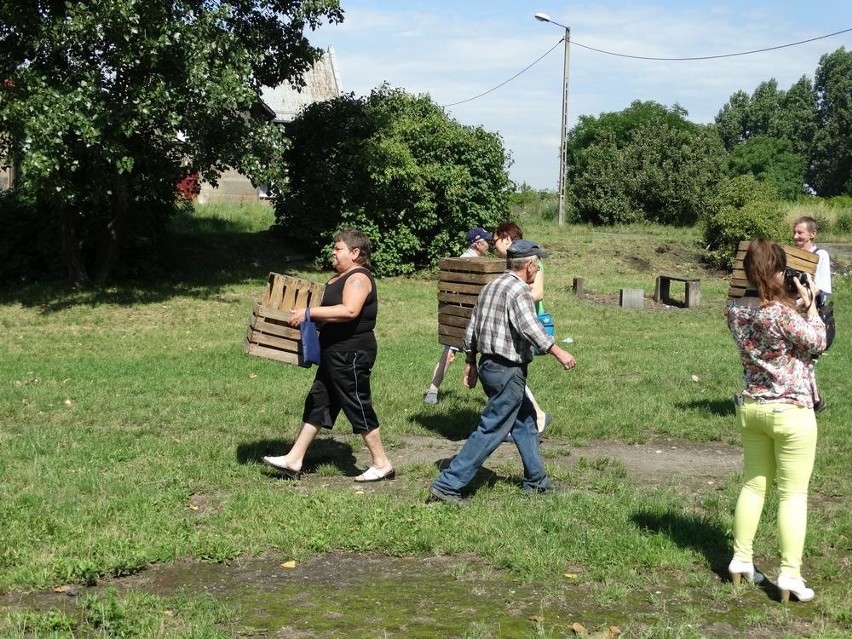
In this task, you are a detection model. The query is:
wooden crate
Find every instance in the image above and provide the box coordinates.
[245,273,325,365]
[728,241,819,298]
[437,257,504,348]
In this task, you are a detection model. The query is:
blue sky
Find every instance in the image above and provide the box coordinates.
[307,1,852,190]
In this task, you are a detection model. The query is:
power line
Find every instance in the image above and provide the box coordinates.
[442,27,852,107]
[442,38,563,107]
[573,27,852,61]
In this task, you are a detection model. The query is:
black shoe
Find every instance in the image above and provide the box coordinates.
[814,398,827,413]
[426,485,465,505]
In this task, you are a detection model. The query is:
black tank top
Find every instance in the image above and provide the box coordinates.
[319,267,378,352]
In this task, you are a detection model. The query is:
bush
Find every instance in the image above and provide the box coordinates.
[828,195,852,212]
[274,86,511,276]
[834,210,852,233]
[508,185,557,221]
[702,176,787,270]
[567,101,725,226]
[0,191,64,283]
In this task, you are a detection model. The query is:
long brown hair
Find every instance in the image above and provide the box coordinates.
[335,228,373,270]
[742,238,795,307]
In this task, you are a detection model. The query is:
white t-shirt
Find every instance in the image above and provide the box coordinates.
[460,247,479,258]
[811,247,832,295]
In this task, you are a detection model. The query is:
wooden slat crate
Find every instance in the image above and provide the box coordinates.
[438,257,505,348]
[728,241,819,298]
[245,273,325,365]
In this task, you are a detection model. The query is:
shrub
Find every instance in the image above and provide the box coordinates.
[0,191,64,282]
[834,210,852,233]
[702,176,787,270]
[274,86,511,276]
[567,101,725,226]
[828,195,852,212]
[508,185,557,221]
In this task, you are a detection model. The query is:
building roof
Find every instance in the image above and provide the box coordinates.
[259,47,342,124]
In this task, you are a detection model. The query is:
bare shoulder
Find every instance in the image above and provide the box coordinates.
[345,270,373,292]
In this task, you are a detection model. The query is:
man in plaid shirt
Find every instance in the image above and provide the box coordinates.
[429,240,577,503]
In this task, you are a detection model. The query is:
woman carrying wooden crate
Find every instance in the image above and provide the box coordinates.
[262,228,394,483]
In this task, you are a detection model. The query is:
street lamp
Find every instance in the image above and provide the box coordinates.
[534,12,570,226]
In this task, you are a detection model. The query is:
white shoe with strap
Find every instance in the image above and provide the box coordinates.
[728,558,765,585]
[777,575,815,603]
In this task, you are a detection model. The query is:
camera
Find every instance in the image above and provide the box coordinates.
[784,267,809,293]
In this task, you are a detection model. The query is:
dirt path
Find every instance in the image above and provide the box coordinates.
[284,433,743,499]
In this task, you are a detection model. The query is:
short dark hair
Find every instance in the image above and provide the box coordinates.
[335,228,373,270]
[493,221,523,241]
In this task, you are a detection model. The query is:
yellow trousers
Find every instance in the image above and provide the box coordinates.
[732,398,817,579]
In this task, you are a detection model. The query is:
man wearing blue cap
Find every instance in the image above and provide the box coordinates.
[428,240,577,503]
[424,226,493,405]
[460,227,493,258]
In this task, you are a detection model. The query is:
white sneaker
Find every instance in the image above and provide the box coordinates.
[777,575,815,602]
[728,558,765,585]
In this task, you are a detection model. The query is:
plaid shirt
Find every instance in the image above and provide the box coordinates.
[464,271,554,364]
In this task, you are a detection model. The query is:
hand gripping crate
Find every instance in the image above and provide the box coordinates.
[245,272,325,365]
[728,241,818,298]
[438,257,505,349]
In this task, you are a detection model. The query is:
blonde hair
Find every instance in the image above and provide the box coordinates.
[794,216,818,234]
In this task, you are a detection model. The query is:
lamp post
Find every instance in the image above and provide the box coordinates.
[534,12,570,226]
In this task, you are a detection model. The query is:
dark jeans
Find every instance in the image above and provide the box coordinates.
[431,356,551,496]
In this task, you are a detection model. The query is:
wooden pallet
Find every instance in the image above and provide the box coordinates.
[245,273,325,365]
[437,257,505,348]
[728,241,819,298]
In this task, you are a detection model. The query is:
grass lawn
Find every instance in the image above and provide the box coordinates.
[1,206,850,638]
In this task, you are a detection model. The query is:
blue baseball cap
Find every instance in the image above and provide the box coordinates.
[466,227,493,245]
[507,239,548,259]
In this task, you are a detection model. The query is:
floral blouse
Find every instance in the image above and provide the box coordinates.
[727,299,826,407]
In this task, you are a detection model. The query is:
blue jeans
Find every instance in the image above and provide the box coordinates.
[431,356,551,496]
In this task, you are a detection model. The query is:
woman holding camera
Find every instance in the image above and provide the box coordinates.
[726,238,826,602]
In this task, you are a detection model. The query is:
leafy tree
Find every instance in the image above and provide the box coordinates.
[715,90,751,151]
[748,80,784,137]
[774,77,818,160]
[727,135,806,201]
[715,80,814,196]
[0,0,342,286]
[811,47,852,196]
[567,100,725,225]
[274,85,511,276]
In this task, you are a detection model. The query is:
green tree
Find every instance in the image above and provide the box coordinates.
[715,90,751,151]
[567,101,725,225]
[0,0,342,286]
[748,80,784,137]
[774,77,818,160]
[715,79,815,197]
[811,47,852,196]
[727,135,806,201]
[274,85,511,276]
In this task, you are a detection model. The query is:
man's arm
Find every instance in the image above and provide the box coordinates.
[547,343,576,370]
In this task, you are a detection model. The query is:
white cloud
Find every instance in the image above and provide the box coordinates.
[311,1,852,188]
